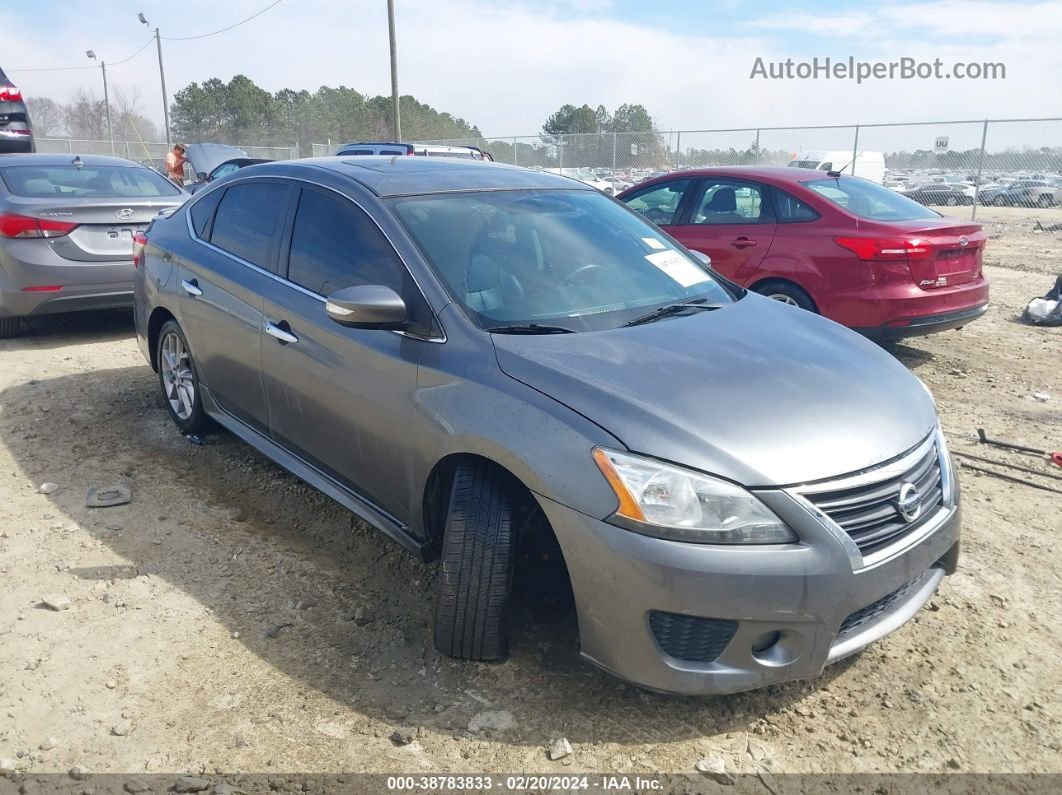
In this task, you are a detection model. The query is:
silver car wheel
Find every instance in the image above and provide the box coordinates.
[160,331,195,420]
[768,293,800,306]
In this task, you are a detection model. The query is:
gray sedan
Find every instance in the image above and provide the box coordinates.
[133,157,960,695]
[0,153,187,337]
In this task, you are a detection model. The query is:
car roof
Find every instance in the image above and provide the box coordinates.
[655,166,849,184]
[252,156,590,197]
[0,153,149,168]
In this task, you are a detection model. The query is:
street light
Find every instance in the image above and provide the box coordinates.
[387,0,401,142]
[85,50,113,154]
[138,12,171,147]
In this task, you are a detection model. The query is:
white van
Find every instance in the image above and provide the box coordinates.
[335,142,492,160]
[787,150,885,184]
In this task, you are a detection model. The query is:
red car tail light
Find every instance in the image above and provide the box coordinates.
[21,285,63,292]
[833,236,933,262]
[132,231,148,268]
[0,85,24,102]
[0,212,79,239]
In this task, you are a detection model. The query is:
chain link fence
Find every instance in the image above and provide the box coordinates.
[35,138,299,163]
[397,118,1062,217]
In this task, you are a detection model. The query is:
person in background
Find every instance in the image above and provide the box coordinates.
[165,143,188,184]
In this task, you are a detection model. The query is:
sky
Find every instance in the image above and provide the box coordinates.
[1,0,1059,151]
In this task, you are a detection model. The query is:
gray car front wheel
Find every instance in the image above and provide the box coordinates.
[433,460,518,661]
[157,320,209,434]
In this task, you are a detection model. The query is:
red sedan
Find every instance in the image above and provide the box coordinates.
[617,167,989,340]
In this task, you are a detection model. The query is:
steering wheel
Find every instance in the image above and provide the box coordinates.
[643,207,671,225]
[563,263,606,286]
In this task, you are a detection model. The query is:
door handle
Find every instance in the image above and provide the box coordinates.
[731,237,757,249]
[264,321,299,345]
[181,278,203,297]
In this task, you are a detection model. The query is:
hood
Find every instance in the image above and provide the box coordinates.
[183,143,248,176]
[492,295,936,487]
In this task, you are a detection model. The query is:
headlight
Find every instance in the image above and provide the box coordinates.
[592,448,797,544]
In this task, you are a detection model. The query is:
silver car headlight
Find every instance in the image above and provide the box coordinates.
[592,448,797,544]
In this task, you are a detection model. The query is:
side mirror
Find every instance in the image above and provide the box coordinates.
[325,284,407,329]
[690,250,712,267]
[196,172,208,181]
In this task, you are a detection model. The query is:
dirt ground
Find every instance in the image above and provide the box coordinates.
[0,205,1059,779]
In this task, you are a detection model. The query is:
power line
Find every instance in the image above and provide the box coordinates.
[9,38,154,73]
[161,0,287,41]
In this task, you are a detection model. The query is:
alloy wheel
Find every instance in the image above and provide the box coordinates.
[160,331,196,420]
[768,293,800,306]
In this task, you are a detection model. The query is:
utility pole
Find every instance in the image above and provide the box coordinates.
[86,51,113,154]
[139,13,171,147]
[387,0,401,142]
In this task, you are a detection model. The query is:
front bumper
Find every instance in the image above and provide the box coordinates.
[539,471,960,695]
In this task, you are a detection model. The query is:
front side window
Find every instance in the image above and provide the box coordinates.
[805,177,940,221]
[689,180,765,225]
[0,165,181,198]
[209,182,290,268]
[286,188,404,296]
[390,189,734,332]
[620,179,690,226]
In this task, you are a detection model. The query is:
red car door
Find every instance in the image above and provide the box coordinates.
[619,177,695,235]
[668,178,776,282]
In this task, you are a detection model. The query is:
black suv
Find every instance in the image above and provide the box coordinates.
[0,67,34,154]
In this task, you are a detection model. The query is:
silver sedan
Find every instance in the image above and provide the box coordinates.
[0,153,187,337]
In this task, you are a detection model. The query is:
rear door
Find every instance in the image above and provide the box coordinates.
[180,180,294,432]
[668,177,776,281]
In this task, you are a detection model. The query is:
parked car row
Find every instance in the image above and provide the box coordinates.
[129,156,962,695]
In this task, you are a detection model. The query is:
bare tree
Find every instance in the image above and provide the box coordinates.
[24,97,65,138]
[112,86,159,143]
[63,89,108,140]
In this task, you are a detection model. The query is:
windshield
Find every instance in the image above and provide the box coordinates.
[804,177,939,221]
[0,165,182,198]
[390,189,734,332]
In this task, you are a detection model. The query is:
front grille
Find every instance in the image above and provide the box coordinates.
[649,611,738,663]
[802,439,944,555]
[838,567,938,639]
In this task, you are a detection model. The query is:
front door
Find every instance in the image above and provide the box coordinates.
[260,185,432,523]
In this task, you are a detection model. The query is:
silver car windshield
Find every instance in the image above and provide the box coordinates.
[389,189,734,332]
[0,165,182,198]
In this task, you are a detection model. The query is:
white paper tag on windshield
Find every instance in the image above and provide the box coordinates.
[642,237,666,250]
[645,250,711,288]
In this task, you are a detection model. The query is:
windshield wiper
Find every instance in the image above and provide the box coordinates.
[485,323,577,335]
[622,299,722,327]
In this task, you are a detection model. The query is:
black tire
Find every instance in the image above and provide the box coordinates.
[945,194,958,206]
[433,460,518,661]
[156,320,211,435]
[0,316,22,339]
[753,280,818,312]
[1038,194,1054,208]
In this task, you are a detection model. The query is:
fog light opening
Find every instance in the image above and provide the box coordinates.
[751,631,781,653]
[751,629,802,667]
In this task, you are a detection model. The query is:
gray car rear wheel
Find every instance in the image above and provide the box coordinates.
[157,320,210,435]
[433,460,518,661]
[0,316,21,339]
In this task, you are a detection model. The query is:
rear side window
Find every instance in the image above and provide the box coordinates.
[189,188,223,238]
[340,149,375,156]
[773,190,820,223]
[0,165,181,198]
[209,182,290,268]
[286,188,404,296]
[804,177,939,221]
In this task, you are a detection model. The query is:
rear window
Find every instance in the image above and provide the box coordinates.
[0,165,182,198]
[804,177,939,221]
